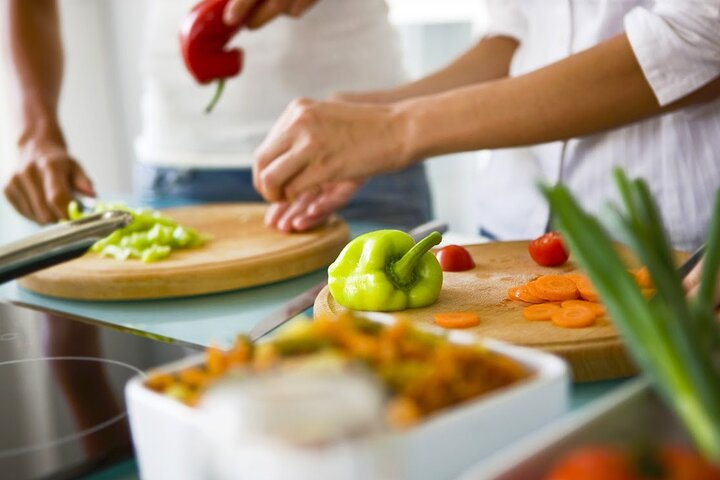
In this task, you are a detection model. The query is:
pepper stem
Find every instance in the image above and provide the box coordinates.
[392,231,442,283]
[205,79,225,114]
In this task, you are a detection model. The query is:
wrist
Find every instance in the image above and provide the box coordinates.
[17,117,66,151]
[391,98,434,165]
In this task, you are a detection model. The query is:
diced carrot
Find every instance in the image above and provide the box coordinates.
[206,345,228,376]
[385,396,422,429]
[178,367,210,389]
[434,312,481,329]
[551,305,596,328]
[227,338,252,365]
[631,267,653,289]
[515,285,545,303]
[145,371,176,392]
[561,299,606,316]
[523,303,561,321]
[529,275,579,301]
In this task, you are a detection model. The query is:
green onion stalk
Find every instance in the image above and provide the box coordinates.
[542,168,720,462]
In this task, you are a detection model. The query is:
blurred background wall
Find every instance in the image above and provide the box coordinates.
[0,0,488,234]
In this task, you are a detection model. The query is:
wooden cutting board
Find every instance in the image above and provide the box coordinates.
[315,241,688,383]
[20,203,349,301]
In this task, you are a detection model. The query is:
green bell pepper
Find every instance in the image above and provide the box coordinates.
[328,230,443,312]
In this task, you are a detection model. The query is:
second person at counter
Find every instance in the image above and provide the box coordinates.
[253,0,720,252]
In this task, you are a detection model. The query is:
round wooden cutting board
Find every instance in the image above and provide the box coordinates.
[315,241,687,383]
[20,203,349,301]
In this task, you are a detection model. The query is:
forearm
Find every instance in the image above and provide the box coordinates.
[343,36,518,104]
[6,0,65,144]
[401,34,717,160]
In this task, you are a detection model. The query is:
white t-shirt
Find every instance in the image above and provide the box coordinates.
[475,0,720,251]
[135,0,406,168]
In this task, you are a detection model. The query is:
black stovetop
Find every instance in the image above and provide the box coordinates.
[0,302,196,479]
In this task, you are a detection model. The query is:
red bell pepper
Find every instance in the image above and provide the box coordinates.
[180,0,243,113]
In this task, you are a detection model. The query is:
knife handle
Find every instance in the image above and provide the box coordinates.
[0,211,132,284]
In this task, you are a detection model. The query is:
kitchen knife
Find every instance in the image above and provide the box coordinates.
[248,220,449,342]
[0,210,132,284]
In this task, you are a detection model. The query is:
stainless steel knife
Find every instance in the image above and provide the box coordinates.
[248,220,449,342]
[0,210,132,284]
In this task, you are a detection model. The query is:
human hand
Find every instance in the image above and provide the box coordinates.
[683,258,720,312]
[253,97,410,203]
[4,137,95,224]
[224,0,318,29]
[265,180,363,232]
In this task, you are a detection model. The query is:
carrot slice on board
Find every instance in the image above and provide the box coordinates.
[515,285,545,303]
[551,305,596,328]
[570,275,600,302]
[507,286,520,301]
[631,267,653,289]
[529,275,579,301]
[561,299,606,316]
[523,303,562,321]
[563,272,585,283]
[434,312,481,329]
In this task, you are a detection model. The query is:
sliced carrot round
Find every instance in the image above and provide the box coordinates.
[523,303,561,321]
[507,286,520,301]
[515,285,545,303]
[571,275,600,302]
[551,305,596,328]
[529,275,579,301]
[631,267,653,289]
[561,299,606,316]
[434,312,481,329]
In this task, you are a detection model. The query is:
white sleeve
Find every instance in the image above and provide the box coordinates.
[624,1,720,106]
[479,0,528,42]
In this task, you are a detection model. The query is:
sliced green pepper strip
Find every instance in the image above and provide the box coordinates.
[328,230,443,312]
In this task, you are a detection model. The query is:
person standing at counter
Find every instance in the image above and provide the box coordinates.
[253,0,720,252]
[3,0,432,232]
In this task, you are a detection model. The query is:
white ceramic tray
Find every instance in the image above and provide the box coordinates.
[126,323,569,480]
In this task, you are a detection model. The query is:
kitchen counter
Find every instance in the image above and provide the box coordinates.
[0,198,628,479]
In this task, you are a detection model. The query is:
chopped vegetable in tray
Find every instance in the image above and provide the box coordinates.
[68,200,207,262]
[145,313,529,429]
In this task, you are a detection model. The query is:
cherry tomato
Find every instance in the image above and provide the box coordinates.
[545,445,720,480]
[545,446,636,480]
[435,245,475,272]
[529,231,569,267]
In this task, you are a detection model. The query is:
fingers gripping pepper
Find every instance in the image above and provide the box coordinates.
[328,230,444,312]
[180,0,243,113]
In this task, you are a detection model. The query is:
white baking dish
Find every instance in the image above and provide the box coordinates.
[126,323,569,480]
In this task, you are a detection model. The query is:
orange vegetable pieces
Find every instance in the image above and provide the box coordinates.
[206,345,228,376]
[568,274,600,302]
[434,312,481,329]
[385,396,422,430]
[561,299,606,316]
[508,284,545,303]
[178,367,210,389]
[529,275,579,301]
[523,303,561,321]
[551,305,596,328]
[631,267,653,289]
[145,371,176,392]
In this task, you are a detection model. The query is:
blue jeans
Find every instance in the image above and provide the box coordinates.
[135,164,433,229]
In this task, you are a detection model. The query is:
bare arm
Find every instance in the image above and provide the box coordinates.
[3,0,94,224]
[336,36,519,103]
[253,33,720,201]
[403,34,719,159]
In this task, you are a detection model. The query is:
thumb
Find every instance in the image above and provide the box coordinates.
[71,164,96,197]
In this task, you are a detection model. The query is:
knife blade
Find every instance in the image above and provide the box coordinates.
[248,219,449,342]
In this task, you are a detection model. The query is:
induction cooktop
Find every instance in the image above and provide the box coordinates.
[0,301,197,479]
